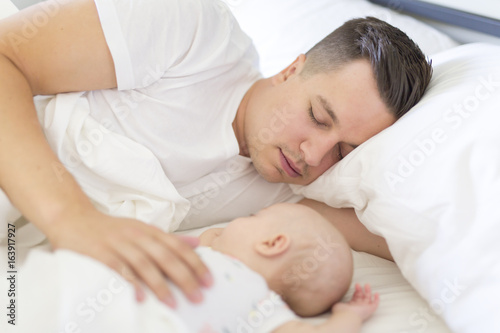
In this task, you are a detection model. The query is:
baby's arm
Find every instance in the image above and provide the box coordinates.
[273,284,379,333]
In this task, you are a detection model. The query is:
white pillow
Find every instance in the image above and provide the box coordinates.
[222,0,458,76]
[292,43,500,333]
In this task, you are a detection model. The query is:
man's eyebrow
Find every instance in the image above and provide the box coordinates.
[317,95,359,150]
[317,95,339,125]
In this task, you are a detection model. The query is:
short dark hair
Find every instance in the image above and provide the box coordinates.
[301,17,433,119]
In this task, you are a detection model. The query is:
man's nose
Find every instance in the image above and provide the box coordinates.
[300,134,337,167]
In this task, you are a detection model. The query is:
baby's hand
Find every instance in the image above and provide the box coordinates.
[332,283,379,322]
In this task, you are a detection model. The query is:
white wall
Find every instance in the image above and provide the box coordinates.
[11,0,42,9]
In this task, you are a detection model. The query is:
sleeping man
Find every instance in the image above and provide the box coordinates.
[0,0,432,306]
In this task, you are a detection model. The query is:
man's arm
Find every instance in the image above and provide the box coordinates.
[299,199,393,261]
[0,0,211,305]
[0,0,117,95]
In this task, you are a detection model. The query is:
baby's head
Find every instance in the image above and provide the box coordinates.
[200,203,353,317]
[268,204,354,317]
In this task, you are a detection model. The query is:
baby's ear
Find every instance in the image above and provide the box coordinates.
[255,234,290,257]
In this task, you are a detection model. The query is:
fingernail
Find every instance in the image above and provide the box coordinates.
[189,289,203,303]
[178,235,200,247]
[163,296,177,308]
[135,287,146,303]
[201,273,214,287]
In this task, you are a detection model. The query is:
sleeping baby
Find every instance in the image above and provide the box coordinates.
[158,203,379,332]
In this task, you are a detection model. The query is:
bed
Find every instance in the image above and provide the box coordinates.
[1,0,499,332]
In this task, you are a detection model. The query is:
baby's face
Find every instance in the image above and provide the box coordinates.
[198,228,224,246]
[199,204,280,250]
[199,203,315,251]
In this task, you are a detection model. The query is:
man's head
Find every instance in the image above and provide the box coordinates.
[200,203,353,317]
[233,17,432,185]
[301,16,432,118]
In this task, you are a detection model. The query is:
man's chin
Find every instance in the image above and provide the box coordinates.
[259,171,316,186]
[251,158,317,185]
[285,178,316,186]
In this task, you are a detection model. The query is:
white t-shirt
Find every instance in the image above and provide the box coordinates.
[147,247,298,333]
[86,0,301,229]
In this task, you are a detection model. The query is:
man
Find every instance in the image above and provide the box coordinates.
[0,0,431,307]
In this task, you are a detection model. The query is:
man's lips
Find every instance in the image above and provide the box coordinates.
[279,149,301,178]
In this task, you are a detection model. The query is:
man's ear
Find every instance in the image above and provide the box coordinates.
[271,54,307,86]
[255,234,291,257]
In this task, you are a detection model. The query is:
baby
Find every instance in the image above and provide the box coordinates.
[164,203,378,332]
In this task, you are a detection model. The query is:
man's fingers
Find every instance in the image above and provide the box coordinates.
[157,232,213,287]
[123,229,212,304]
[121,267,146,303]
[83,219,212,307]
[108,237,178,307]
[177,235,200,248]
[147,233,214,300]
[99,252,145,302]
[137,238,203,303]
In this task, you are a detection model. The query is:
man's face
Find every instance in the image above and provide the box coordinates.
[243,56,395,185]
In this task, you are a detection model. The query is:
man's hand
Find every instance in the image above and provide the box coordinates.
[46,209,213,307]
